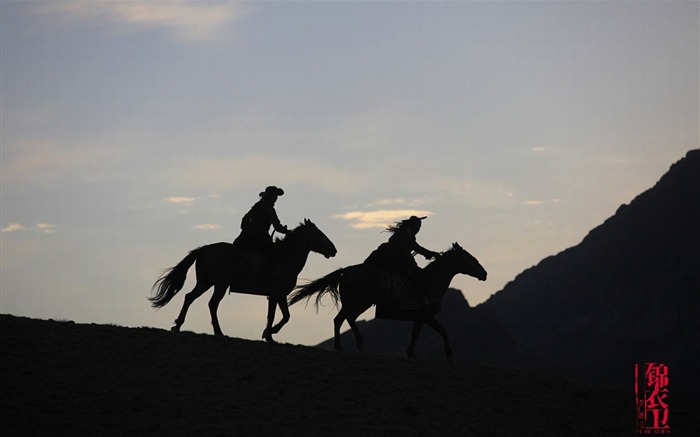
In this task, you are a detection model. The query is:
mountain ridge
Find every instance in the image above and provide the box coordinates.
[321,149,700,390]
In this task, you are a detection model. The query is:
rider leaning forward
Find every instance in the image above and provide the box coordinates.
[364,215,440,280]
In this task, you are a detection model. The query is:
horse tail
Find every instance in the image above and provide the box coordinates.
[289,268,346,309]
[149,247,203,308]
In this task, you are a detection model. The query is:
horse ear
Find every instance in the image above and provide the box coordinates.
[304,218,310,225]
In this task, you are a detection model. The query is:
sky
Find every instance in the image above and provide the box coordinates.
[1,0,698,346]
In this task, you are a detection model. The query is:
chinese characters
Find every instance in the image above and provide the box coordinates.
[636,362,670,434]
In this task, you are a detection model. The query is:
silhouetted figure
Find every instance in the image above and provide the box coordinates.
[289,242,487,358]
[364,216,440,283]
[150,219,336,341]
[233,186,290,286]
[234,186,290,250]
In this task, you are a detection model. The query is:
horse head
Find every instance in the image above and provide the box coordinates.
[443,242,487,281]
[291,219,337,259]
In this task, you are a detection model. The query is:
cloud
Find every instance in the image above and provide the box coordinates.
[164,197,197,204]
[36,223,58,234]
[193,224,222,231]
[2,223,29,233]
[1,223,58,233]
[37,0,245,42]
[524,199,566,206]
[335,210,433,229]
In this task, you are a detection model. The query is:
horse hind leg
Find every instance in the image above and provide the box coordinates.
[333,309,347,351]
[172,281,210,332]
[407,320,424,359]
[334,305,368,353]
[424,315,453,360]
[347,316,365,353]
[208,283,227,337]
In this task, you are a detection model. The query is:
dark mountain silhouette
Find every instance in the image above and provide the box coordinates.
[321,149,700,391]
[484,149,700,388]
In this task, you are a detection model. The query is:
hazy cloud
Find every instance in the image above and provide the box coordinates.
[2,223,29,233]
[2,223,58,233]
[335,209,433,229]
[524,199,566,206]
[193,224,222,231]
[37,0,245,42]
[164,197,196,204]
[36,223,58,234]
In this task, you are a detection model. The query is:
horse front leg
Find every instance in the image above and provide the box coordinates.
[262,297,278,343]
[407,320,424,359]
[269,297,290,335]
[424,315,453,360]
[208,284,227,337]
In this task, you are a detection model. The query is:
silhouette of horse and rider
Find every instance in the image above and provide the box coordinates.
[150,186,487,356]
[150,186,336,342]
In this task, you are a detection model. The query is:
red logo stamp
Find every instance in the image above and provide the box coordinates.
[636,363,670,434]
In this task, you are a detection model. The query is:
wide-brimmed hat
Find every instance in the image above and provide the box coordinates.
[405,215,427,225]
[259,186,284,197]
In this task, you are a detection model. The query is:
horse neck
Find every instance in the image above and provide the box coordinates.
[422,256,459,297]
[275,233,311,274]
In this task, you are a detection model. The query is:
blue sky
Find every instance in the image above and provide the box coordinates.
[2,0,698,345]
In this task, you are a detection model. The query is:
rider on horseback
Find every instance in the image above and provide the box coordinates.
[233,186,290,287]
[364,215,440,296]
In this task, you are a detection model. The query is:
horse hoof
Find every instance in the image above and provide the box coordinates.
[262,329,276,343]
[171,325,180,332]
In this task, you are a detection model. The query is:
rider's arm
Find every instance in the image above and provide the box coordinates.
[412,242,438,260]
[269,208,289,234]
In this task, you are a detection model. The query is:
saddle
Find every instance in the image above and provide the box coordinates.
[230,249,274,295]
[375,269,427,321]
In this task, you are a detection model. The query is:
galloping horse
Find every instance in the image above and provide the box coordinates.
[289,243,486,358]
[149,219,336,341]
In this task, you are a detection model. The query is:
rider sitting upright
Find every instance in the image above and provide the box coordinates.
[233,186,290,286]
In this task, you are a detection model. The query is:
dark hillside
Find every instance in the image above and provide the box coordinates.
[0,314,659,436]
[484,149,700,387]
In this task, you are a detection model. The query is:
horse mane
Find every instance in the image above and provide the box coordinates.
[424,242,468,267]
[272,220,314,246]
